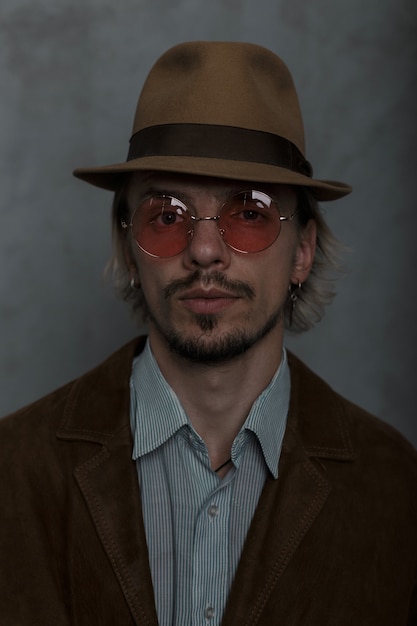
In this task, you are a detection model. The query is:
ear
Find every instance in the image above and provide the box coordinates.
[291,219,317,284]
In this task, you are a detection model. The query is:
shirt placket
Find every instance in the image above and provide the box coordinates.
[192,475,234,626]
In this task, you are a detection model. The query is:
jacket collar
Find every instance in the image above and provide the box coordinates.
[56,337,146,446]
[286,351,356,461]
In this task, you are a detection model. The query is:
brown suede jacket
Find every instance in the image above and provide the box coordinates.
[0,337,416,625]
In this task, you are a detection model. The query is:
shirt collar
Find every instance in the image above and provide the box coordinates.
[130,340,290,478]
[130,340,189,459]
[236,349,290,477]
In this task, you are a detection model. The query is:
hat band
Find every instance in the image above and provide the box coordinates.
[127,123,313,177]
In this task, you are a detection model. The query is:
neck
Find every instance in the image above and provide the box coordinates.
[148,325,284,468]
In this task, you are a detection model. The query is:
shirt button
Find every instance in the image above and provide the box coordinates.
[207,504,219,518]
[205,606,215,620]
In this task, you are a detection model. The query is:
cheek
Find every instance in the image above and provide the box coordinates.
[135,256,178,303]
[136,261,160,299]
[257,250,297,312]
[258,242,297,289]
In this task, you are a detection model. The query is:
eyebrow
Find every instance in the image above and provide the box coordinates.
[139,186,193,200]
[137,184,254,205]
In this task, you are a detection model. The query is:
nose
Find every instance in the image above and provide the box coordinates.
[183,214,231,270]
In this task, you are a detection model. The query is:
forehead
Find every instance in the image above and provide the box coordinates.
[126,171,298,208]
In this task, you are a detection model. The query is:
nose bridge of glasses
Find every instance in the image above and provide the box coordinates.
[190,214,221,223]
[188,213,225,245]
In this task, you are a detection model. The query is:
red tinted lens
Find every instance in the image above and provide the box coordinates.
[130,191,282,257]
[218,191,281,253]
[132,196,191,257]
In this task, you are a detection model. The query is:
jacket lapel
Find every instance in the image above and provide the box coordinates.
[222,352,356,625]
[222,430,332,624]
[57,338,158,625]
[74,436,157,625]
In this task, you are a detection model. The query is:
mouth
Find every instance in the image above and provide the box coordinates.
[179,288,241,314]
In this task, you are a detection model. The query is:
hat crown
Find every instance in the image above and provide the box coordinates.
[133,41,306,154]
[73,40,351,200]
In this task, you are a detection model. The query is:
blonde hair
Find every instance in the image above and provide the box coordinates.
[285,188,345,332]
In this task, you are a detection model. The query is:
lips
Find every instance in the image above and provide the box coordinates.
[179,287,240,314]
[180,287,239,300]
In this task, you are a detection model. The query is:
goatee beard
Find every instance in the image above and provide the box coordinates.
[150,308,284,365]
[144,269,283,365]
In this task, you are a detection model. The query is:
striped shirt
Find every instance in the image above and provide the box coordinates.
[130,340,290,626]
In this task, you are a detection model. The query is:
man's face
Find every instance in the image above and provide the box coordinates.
[125,172,316,364]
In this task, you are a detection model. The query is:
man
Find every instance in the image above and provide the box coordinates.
[1,41,416,625]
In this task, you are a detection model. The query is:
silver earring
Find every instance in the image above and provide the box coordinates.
[289,282,302,327]
[130,277,139,289]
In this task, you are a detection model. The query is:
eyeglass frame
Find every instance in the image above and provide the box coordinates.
[121,189,299,258]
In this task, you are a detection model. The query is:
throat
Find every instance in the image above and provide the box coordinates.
[214,457,232,473]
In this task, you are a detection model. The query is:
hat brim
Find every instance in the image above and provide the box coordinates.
[73,155,351,201]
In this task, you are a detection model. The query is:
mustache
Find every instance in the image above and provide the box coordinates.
[163,270,255,301]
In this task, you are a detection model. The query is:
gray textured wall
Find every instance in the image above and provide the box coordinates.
[1,0,416,446]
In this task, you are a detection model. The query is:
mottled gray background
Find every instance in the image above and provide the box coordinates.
[1,0,416,446]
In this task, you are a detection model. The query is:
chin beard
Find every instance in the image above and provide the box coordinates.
[142,269,283,364]
[149,308,283,365]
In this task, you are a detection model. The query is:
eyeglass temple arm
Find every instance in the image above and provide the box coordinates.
[280,209,299,222]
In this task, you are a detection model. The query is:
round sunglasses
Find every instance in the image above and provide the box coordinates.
[121,190,298,258]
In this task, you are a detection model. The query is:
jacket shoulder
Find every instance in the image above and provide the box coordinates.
[0,337,145,456]
[287,350,417,466]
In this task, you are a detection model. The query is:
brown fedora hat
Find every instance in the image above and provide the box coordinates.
[73,41,351,201]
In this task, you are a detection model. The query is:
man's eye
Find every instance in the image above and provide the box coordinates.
[241,209,262,221]
[153,209,186,227]
[159,211,178,225]
[234,201,269,223]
